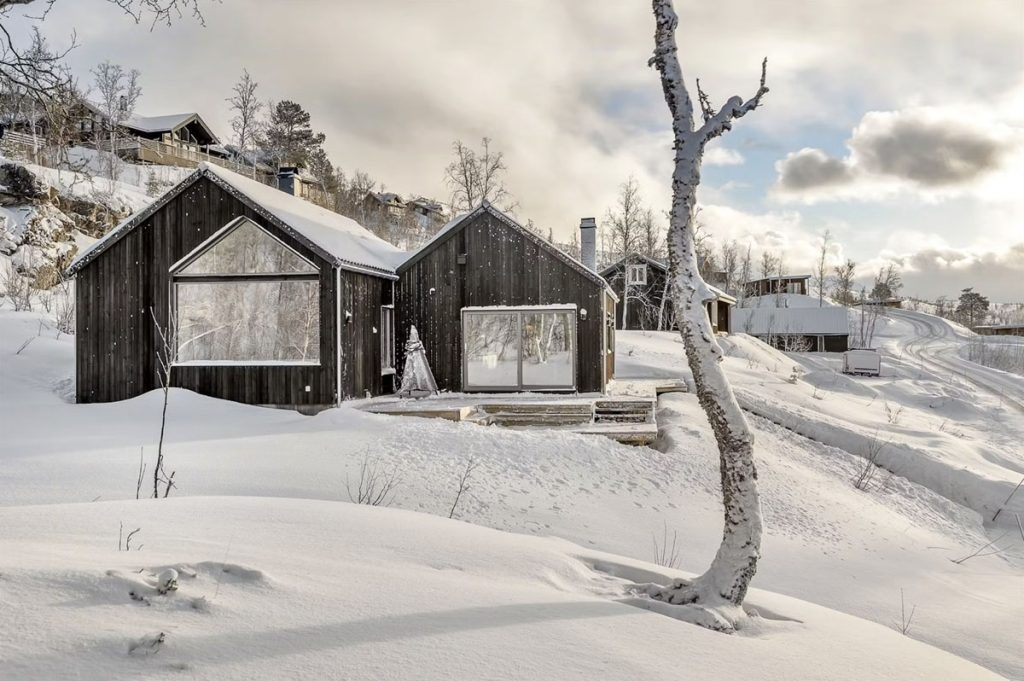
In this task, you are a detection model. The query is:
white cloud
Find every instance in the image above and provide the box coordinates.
[11,0,1021,243]
[773,105,1023,203]
[704,147,745,166]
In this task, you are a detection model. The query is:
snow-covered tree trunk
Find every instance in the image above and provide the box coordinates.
[646,0,768,631]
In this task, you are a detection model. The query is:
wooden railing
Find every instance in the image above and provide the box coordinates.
[94,137,276,186]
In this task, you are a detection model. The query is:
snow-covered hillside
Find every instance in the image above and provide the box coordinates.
[0,152,186,283]
[1,302,1021,679]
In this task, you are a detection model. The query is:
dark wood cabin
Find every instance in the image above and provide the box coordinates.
[397,203,617,394]
[67,164,404,412]
[974,324,1024,337]
[600,253,736,333]
[744,274,811,298]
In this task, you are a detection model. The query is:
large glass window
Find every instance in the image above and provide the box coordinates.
[463,307,576,390]
[172,218,321,364]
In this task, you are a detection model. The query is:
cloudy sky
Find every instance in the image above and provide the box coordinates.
[12,0,1024,299]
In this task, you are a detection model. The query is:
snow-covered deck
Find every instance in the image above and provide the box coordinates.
[360,382,682,446]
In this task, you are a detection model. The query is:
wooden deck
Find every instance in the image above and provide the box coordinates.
[363,393,662,445]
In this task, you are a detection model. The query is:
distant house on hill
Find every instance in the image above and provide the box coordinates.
[363,191,406,220]
[66,168,615,410]
[973,324,1024,337]
[599,252,736,333]
[406,197,447,229]
[731,303,850,352]
[744,274,811,298]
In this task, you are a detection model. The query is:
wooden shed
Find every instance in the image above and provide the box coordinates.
[396,203,617,394]
[66,163,404,412]
[600,253,736,333]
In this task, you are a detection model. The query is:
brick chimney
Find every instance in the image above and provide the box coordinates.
[580,217,597,271]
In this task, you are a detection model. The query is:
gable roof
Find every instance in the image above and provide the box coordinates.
[599,252,668,277]
[67,163,405,279]
[600,252,736,304]
[398,202,614,296]
[83,101,219,144]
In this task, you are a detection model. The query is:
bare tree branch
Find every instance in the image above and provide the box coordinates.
[695,78,714,124]
[696,57,769,142]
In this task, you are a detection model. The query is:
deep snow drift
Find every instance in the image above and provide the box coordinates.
[2,498,1004,681]
[1,303,1022,679]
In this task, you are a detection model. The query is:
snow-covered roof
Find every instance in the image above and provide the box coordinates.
[67,164,405,278]
[745,274,813,283]
[399,202,616,299]
[122,112,197,133]
[730,307,849,335]
[83,100,218,143]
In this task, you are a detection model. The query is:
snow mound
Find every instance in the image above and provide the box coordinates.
[0,497,1003,681]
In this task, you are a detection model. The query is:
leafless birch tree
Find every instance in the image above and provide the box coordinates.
[813,229,832,307]
[444,137,514,213]
[646,0,767,631]
[227,69,263,178]
[91,60,142,180]
[832,258,856,306]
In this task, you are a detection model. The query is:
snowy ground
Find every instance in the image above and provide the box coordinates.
[1,301,1022,679]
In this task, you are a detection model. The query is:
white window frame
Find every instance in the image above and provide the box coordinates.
[626,263,647,286]
[381,304,396,375]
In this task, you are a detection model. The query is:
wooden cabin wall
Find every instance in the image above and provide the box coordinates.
[74,176,352,410]
[397,212,606,393]
[337,272,393,399]
[606,261,673,330]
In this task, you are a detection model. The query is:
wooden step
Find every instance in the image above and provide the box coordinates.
[489,414,593,426]
[477,403,593,416]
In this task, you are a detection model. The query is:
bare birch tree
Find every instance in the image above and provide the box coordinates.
[227,69,263,178]
[444,137,514,213]
[91,60,142,180]
[737,244,752,307]
[605,175,644,261]
[813,229,832,307]
[832,258,856,307]
[646,0,767,631]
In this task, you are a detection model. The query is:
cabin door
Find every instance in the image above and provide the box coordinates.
[462,307,576,391]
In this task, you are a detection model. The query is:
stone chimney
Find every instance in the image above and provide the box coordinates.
[580,217,597,272]
[277,166,298,196]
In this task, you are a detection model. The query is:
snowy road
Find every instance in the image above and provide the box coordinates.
[884,309,1024,415]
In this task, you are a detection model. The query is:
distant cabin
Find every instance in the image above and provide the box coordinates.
[599,253,736,333]
[731,303,850,352]
[744,274,811,298]
[974,324,1024,337]
[66,168,616,411]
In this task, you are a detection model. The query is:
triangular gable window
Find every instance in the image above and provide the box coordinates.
[171,217,321,365]
[176,218,316,275]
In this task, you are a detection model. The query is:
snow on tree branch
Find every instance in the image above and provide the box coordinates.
[696,58,768,142]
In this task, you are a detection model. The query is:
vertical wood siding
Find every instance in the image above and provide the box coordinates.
[397,212,606,393]
[74,176,390,409]
[604,258,673,331]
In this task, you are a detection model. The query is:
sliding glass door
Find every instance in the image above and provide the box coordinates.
[463,307,576,391]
